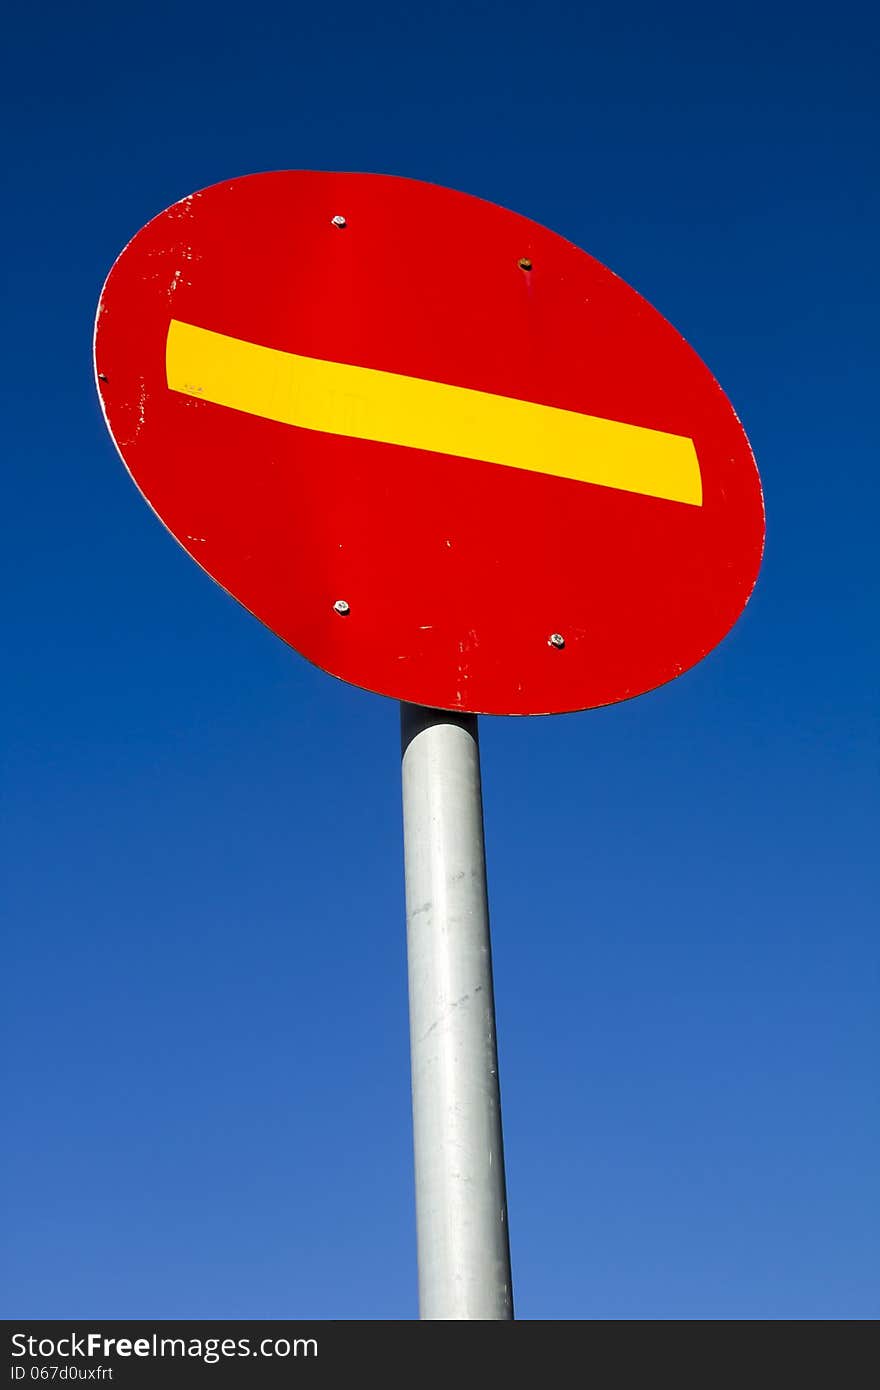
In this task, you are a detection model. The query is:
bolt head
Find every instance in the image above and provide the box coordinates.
[518,257,533,271]
[548,632,565,649]
[331,214,347,228]
[333,599,350,615]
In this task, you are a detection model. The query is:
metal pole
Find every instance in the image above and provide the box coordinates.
[400,703,513,1320]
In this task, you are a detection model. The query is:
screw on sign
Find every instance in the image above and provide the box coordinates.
[94,172,764,716]
[94,173,764,1321]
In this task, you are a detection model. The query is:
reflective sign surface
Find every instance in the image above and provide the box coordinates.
[95,171,764,714]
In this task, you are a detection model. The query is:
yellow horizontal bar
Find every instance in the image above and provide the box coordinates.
[166,319,702,506]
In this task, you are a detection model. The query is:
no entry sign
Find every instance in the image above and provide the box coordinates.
[95,171,764,715]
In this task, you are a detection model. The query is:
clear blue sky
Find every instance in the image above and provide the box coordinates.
[3,1,877,1320]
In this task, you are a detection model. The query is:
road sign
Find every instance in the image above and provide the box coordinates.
[95,171,764,715]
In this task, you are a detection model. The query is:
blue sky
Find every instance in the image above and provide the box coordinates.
[3,1,877,1319]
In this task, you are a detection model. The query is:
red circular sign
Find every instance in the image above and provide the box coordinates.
[95,171,764,715]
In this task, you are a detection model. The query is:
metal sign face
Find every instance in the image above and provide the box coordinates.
[95,171,764,715]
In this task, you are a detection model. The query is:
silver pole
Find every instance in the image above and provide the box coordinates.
[400,704,513,1320]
